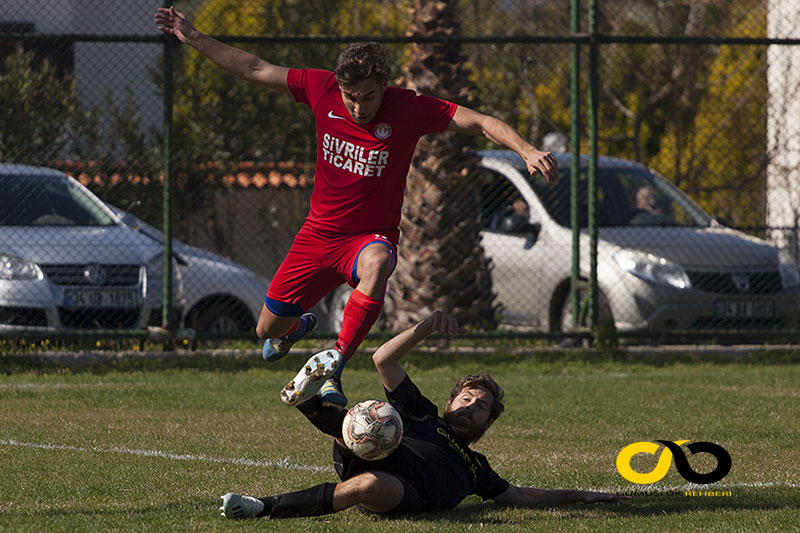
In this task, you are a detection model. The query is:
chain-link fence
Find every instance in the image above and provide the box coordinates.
[2,0,799,346]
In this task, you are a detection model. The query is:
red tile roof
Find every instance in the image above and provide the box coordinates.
[51,161,314,189]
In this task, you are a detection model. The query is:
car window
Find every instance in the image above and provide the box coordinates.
[479,169,528,232]
[528,165,710,228]
[0,174,116,227]
[528,168,632,227]
[616,170,708,227]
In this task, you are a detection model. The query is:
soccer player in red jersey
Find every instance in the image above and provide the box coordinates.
[155,6,558,407]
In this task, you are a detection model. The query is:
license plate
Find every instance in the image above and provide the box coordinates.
[64,289,139,309]
[714,300,774,318]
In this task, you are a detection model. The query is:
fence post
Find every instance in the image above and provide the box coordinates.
[161,17,175,336]
[587,0,599,329]
[569,0,582,328]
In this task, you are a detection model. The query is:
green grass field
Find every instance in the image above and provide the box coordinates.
[1,350,798,532]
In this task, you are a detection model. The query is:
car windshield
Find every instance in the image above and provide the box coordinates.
[0,173,116,227]
[530,164,711,228]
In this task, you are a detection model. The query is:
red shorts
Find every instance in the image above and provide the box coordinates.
[265,225,399,316]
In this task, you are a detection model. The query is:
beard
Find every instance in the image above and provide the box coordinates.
[442,410,489,444]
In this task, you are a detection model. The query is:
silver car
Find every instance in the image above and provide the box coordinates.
[0,164,182,333]
[478,150,800,334]
[322,151,800,336]
[115,209,268,334]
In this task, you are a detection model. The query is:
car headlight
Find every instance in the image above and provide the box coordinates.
[0,253,43,281]
[778,250,800,289]
[613,249,691,289]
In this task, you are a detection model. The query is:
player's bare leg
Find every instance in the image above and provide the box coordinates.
[352,243,395,300]
[318,243,393,406]
[219,473,404,520]
[332,472,405,513]
[281,243,392,406]
[258,306,317,362]
[256,305,298,339]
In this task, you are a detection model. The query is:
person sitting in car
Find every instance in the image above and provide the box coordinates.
[491,198,530,234]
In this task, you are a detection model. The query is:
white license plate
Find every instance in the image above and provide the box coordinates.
[64,289,139,309]
[715,300,774,318]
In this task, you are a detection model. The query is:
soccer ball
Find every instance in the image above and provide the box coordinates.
[342,399,403,460]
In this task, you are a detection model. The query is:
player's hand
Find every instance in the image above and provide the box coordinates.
[154,6,195,45]
[423,310,466,338]
[525,149,558,185]
[581,491,631,504]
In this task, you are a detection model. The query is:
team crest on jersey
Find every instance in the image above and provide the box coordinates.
[373,123,392,140]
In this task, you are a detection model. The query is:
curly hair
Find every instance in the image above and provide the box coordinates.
[334,42,390,87]
[449,372,505,424]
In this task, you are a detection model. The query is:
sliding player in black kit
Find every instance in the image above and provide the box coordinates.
[219,311,629,519]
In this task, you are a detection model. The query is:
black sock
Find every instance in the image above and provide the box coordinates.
[267,482,337,519]
[256,496,275,518]
[297,396,346,438]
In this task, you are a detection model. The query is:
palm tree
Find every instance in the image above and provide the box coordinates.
[386,0,496,330]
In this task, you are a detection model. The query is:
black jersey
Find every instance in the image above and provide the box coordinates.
[335,375,509,511]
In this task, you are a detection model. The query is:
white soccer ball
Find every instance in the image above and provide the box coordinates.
[342,399,403,460]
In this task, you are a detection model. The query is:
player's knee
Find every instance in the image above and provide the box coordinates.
[350,472,388,498]
[349,472,404,512]
[358,251,393,283]
[255,314,274,338]
[256,306,292,338]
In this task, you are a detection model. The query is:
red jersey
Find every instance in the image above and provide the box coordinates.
[287,68,458,235]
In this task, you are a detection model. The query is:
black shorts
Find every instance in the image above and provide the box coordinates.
[332,441,424,515]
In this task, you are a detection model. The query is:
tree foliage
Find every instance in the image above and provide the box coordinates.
[0,50,84,163]
[532,0,768,227]
[650,9,767,227]
[1,47,162,164]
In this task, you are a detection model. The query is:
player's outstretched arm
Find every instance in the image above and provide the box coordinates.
[493,485,630,506]
[373,311,465,392]
[446,106,558,185]
[154,6,290,93]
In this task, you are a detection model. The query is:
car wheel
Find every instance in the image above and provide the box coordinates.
[320,285,392,334]
[200,312,241,333]
[558,285,613,332]
[193,298,255,334]
[325,285,353,334]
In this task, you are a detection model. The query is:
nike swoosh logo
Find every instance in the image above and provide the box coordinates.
[328,111,346,120]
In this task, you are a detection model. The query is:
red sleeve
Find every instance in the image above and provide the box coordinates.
[413,94,458,135]
[286,68,336,108]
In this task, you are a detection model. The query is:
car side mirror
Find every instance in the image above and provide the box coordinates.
[120,213,140,229]
[523,222,541,250]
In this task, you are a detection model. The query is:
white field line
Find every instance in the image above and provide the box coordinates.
[0,381,152,390]
[3,438,798,491]
[0,438,331,472]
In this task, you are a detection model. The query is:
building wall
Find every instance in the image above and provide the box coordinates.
[767,0,800,259]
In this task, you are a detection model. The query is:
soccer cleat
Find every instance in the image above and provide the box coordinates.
[318,374,348,408]
[281,349,344,406]
[262,313,317,362]
[219,492,264,519]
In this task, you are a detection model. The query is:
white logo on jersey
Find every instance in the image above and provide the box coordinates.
[328,110,347,120]
[374,123,392,140]
[322,133,389,177]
